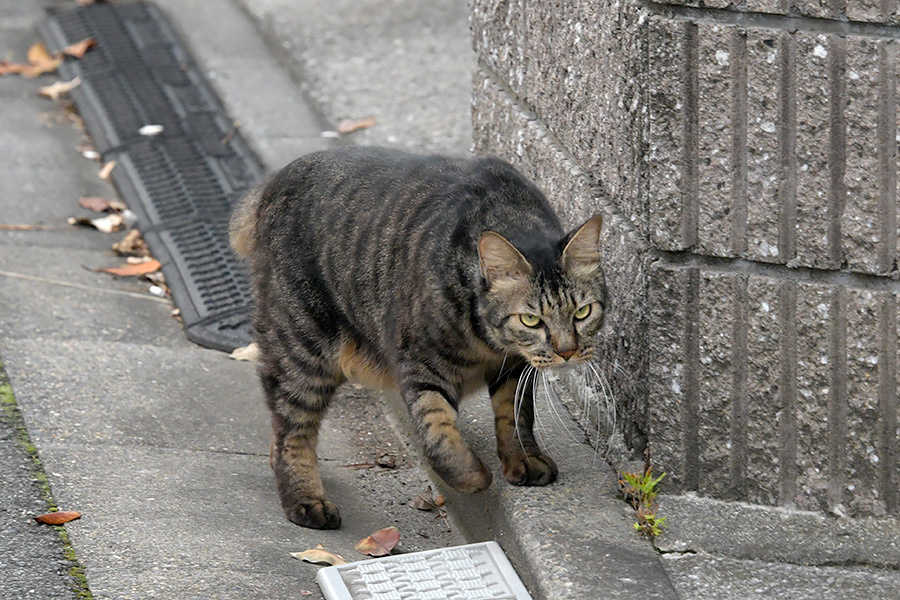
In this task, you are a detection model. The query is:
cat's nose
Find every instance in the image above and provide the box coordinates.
[558,348,577,361]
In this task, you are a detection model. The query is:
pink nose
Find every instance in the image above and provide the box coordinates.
[558,349,577,361]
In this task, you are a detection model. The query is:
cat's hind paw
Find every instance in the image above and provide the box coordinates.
[502,453,558,486]
[283,496,342,529]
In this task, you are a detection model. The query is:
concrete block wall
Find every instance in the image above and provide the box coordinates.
[471,0,900,517]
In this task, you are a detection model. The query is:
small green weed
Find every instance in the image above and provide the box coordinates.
[619,465,667,537]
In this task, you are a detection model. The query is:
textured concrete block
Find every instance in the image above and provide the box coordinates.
[647,16,694,250]
[696,272,741,498]
[696,24,740,257]
[794,282,836,512]
[745,30,788,264]
[844,0,882,22]
[843,38,894,275]
[791,0,841,20]
[646,264,692,490]
[743,0,785,13]
[845,289,892,517]
[794,32,839,269]
[744,276,783,506]
[470,0,527,97]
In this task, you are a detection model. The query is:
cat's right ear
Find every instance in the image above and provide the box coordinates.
[478,231,533,287]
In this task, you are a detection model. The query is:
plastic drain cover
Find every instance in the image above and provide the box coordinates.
[38,1,262,351]
[317,542,534,600]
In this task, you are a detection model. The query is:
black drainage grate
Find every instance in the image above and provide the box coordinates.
[39,0,261,351]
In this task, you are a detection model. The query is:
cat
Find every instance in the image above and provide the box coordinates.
[230,146,606,529]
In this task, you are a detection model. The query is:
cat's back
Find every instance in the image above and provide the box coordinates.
[260,146,559,250]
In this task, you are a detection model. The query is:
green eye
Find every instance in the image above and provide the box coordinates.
[519,314,542,328]
[574,304,592,320]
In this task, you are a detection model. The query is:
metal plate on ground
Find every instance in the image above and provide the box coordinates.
[38,0,261,351]
[316,541,534,600]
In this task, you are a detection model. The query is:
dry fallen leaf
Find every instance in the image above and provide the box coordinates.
[27,42,54,66]
[111,229,150,257]
[62,38,96,59]
[35,510,81,525]
[229,342,259,362]
[22,42,62,78]
[291,543,347,566]
[79,196,112,212]
[38,76,81,101]
[0,61,27,76]
[98,258,161,277]
[98,160,116,180]
[355,526,400,557]
[337,116,376,134]
[410,486,444,511]
[0,223,54,231]
[67,213,124,233]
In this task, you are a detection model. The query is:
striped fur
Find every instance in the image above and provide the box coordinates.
[231,147,605,529]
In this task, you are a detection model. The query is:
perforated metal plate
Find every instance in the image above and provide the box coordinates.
[39,1,261,351]
[316,542,534,600]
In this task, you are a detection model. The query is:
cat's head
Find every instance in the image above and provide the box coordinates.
[477,216,606,369]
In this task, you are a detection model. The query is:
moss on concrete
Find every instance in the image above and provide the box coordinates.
[0,360,94,599]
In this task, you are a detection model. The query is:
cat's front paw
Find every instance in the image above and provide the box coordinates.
[282,496,342,529]
[502,453,558,486]
[434,451,493,493]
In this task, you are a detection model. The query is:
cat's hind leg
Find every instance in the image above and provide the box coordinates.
[489,367,558,486]
[260,356,344,529]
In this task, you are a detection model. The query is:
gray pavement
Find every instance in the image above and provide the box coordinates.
[3,0,900,599]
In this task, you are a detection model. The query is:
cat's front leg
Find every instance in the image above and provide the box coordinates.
[489,370,558,486]
[402,381,492,493]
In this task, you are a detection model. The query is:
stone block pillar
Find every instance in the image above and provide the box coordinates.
[471,0,900,518]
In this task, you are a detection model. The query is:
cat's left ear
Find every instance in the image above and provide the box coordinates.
[561,215,603,276]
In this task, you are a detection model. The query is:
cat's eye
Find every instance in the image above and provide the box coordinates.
[519,313,542,328]
[574,304,592,321]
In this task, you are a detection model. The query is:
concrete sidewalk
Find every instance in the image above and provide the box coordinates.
[3,0,900,599]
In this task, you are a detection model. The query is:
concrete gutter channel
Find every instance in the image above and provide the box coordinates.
[3,0,900,599]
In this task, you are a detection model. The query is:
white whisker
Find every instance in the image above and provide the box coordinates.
[586,361,618,459]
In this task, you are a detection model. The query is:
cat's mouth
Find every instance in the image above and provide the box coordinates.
[528,349,593,370]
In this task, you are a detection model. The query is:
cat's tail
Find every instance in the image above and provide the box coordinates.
[229,185,262,257]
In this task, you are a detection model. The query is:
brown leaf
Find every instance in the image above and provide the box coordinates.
[79,196,111,212]
[291,544,347,566]
[35,510,81,525]
[99,258,161,277]
[22,42,62,78]
[111,229,150,257]
[0,60,29,76]
[355,526,400,557]
[0,223,54,231]
[98,160,116,180]
[27,42,54,66]
[62,38,96,59]
[39,76,82,101]
[410,486,441,511]
[337,116,376,134]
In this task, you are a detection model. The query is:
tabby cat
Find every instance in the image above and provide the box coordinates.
[230,146,606,529]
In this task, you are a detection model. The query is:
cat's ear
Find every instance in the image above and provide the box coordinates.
[478,231,533,286]
[561,215,603,276]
